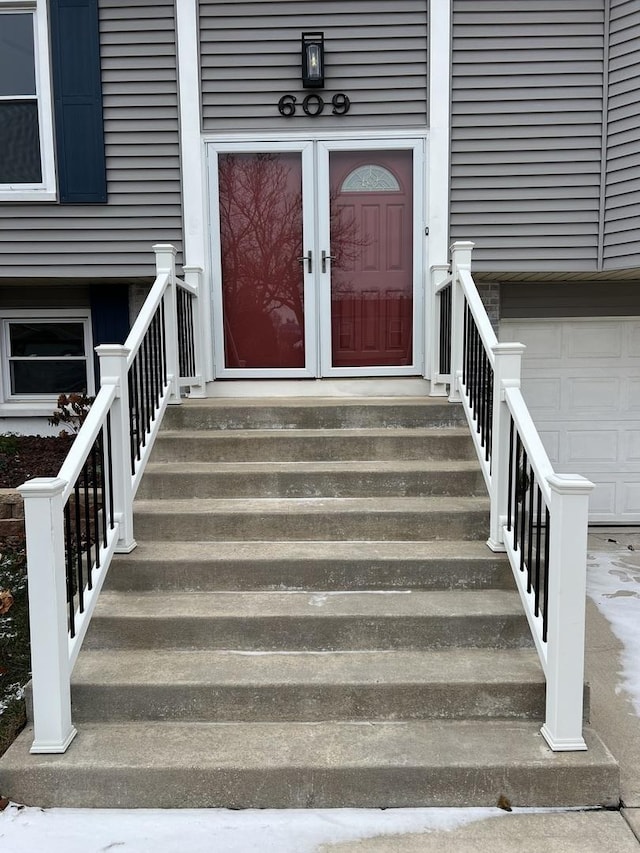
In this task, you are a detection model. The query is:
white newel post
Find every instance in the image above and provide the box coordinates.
[18,478,76,753]
[487,343,526,552]
[448,241,474,403]
[153,243,180,405]
[95,344,136,553]
[429,264,450,396]
[541,473,595,751]
[182,264,206,397]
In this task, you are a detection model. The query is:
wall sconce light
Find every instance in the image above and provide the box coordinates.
[302,32,324,89]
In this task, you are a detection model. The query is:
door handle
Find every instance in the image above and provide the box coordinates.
[321,250,335,273]
[297,250,312,273]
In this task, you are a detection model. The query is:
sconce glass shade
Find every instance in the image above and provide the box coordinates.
[302,32,324,88]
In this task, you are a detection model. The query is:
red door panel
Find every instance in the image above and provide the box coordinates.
[329,151,413,368]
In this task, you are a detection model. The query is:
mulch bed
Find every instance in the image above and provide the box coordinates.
[0,435,75,489]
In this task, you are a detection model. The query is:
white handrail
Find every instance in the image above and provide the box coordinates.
[19,243,203,754]
[436,241,595,751]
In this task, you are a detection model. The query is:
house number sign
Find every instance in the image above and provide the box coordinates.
[278,93,351,117]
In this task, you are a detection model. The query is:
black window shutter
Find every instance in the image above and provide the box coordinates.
[90,283,130,382]
[49,0,107,203]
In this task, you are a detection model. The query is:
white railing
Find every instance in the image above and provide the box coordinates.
[433,241,594,751]
[18,244,203,753]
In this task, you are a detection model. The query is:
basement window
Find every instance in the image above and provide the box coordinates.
[1,312,95,402]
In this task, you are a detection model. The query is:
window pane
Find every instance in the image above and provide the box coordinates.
[0,102,42,183]
[11,360,87,395]
[0,13,36,96]
[9,323,85,357]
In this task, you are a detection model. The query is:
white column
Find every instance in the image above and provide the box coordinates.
[175,0,213,382]
[487,343,526,552]
[448,241,474,403]
[18,478,76,753]
[427,0,451,268]
[153,244,181,405]
[541,473,595,751]
[95,344,135,553]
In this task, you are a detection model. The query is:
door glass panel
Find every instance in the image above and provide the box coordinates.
[329,150,413,368]
[218,152,305,368]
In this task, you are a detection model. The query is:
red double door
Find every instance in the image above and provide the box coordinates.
[214,143,418,376]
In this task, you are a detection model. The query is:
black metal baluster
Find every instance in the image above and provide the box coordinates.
[82,461,92,590]
[527,464,535,593]
[534,484,543,616]
[97,427,108,548]
[160,300,167,384]
[91,441,101,572]
[74,480,84,614]
[507,417,515,532]
[64,502,75,638]
[514,433,521,550]
[106,412,115,529]
[519,447,528,573]
[129,361,139,468]
[543,507,550,642]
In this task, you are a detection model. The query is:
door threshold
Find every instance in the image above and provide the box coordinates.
[203,378,431,398]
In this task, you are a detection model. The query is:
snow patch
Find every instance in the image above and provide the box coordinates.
[587,549,640,715]
[0,805,502,853]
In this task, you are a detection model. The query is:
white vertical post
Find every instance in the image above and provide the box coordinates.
[96,344,136,553]
[541,473,595,751]
[429,264,450,396]
[448,241,474,403]
[487,343,526,552]
[18,478,77,753]
[182,264,206,398]
[153,244,180,405]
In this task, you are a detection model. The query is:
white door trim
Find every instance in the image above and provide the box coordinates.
[206,134,427,379]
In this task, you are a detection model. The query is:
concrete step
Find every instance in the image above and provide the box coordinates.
[132,496,490,541]
[162,397,467,431]
[0,720,618,808]
[136,459,487,499]
[105,540,514,592]
[70,648,545,722]
[84,589,531,651]
[150,428,476,463]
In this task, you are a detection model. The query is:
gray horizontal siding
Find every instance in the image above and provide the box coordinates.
[200,1,428,132]
[450,0,605,272]
[0,0,182,279]
[603,0,640,270]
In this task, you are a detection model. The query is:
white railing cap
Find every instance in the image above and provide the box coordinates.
[18,477,67,498]
[95,343,131,358]
[491,342,527,356]
[547,473,596,495]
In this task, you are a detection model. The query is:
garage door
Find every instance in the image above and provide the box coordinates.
[500,317,640,524]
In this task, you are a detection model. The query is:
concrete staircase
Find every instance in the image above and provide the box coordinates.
[1,397,618,807]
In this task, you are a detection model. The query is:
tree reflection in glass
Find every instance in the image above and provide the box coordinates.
[219,152,305,368]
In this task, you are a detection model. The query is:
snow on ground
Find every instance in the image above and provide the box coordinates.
[0,805,504,853]
[587,537,640,715]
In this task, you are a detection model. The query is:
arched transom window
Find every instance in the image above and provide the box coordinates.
[341,164,401,192]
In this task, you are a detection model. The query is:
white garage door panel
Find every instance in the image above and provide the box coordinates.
[500,317,640,524]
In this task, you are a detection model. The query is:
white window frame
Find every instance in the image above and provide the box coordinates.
[0,309,95,413]
[0,0,57,201]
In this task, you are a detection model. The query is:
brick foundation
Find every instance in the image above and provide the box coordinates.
[0,490,25,540]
